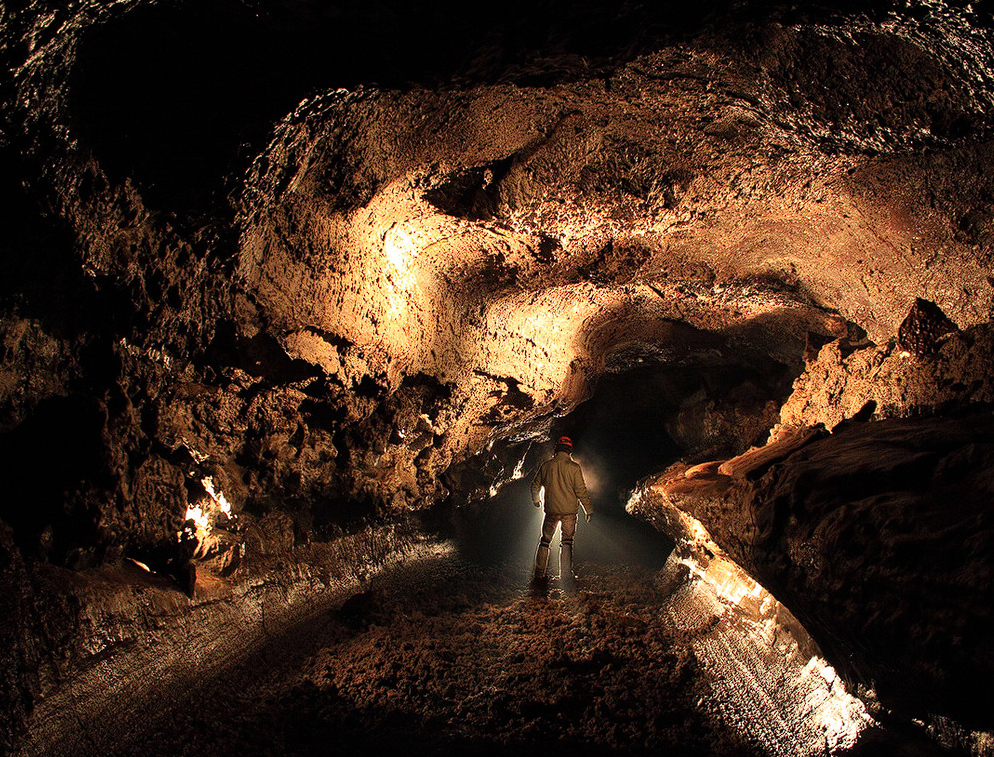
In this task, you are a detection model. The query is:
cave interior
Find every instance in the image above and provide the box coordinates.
[1,1,993,755]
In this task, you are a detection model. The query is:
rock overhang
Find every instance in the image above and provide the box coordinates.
[228,35,993,507]
[1,0,992,520]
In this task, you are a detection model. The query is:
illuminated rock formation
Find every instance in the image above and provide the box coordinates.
[1,0,993,752]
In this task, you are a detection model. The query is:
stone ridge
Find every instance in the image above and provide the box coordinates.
[632,407,994,731]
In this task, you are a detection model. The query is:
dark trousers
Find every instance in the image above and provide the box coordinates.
[535,513,577,578]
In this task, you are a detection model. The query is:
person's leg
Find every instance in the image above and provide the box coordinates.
[560,514,577,579]
[534,514,559,578]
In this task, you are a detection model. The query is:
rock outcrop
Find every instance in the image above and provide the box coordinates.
[4,0,993,556]
[633,409,994,729]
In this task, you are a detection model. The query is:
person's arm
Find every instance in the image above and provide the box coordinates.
[530,465,544,507]
[574,465,593,520]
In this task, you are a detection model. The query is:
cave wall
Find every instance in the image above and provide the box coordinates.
[2,0,994,748]
[4,0,993,557]
[635,406,994,730]
[234,17,994,512]
[775,311,994,434]
[631,314,994,730]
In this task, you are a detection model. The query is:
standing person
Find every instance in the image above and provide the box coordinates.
[530,436,593,586]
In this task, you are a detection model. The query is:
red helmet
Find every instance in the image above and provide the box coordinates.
[556,436,573,449]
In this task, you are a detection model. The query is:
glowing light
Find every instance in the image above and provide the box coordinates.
[801,657,872,750]
[381,224,423,322]
[690,519,710,543]
[511,455,526,481]
[680,555,765,608]
[184,504,210,533]
[180,477,234,544]
[628,480,872,753]
[385,235,406,270]
[201,476,233,517]
[126,557,153,573]
[668,513,870,750]
[674,546,871,752]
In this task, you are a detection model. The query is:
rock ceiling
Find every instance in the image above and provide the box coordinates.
[2,0,994,745]
[9,1,992,515]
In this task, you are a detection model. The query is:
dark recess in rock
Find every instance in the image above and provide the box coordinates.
[201,323,321,385]
[0,396,109,564]
[803,330,836,362]
[898,297,959,357]
[0,149,86,321]
[554,357,794,506]
[424,157,515,221]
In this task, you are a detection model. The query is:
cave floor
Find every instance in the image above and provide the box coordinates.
[18,547,945,757]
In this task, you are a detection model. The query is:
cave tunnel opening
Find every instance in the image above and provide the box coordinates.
[448,346,796,575]
[8,0,994,753]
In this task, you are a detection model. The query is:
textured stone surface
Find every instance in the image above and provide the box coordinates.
[775,319,994,436]
[898,298,960,357]
[0,523,40,754]
[634,409,994,729]
[2,0,994,750]
[3,0,993,551]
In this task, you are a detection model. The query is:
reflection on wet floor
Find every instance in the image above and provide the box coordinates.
[445,476,941,757]
[494,550,872,755]
[290,554,892,757]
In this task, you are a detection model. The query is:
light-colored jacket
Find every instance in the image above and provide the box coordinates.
[531,451,593,516]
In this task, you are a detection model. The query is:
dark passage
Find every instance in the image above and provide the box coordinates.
[450,356,793,572]
[71,0,683,213]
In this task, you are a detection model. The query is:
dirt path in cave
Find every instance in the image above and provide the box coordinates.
[15,540,948,757]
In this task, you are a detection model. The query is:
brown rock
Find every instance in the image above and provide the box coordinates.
[641,410,994,729]
[897,298,959,357]
[716,425,825,479]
